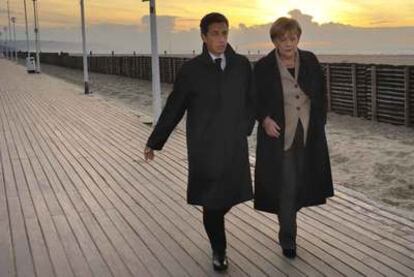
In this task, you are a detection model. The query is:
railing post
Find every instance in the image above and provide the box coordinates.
[404,66,410,127]
[352,64,358,117]
[371,65,377,121]
[326,64,332,112]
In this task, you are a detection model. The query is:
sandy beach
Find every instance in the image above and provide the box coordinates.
[39,63,414,213]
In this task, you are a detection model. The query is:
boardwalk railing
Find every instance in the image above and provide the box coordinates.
[16,52,414,127]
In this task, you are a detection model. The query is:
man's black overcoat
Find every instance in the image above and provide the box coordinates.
[147,44,255,209]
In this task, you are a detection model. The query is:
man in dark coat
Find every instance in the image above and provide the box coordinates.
[144,12,255,271]
[254,17,334,259]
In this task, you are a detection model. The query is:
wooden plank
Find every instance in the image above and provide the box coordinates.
[56,97,402,276]
[53,215,94,277]
[25,217,59,277]
[300,213,410,276]
[0,141,14,276]
[0,219,14,277]
[77,143,304,274]
[21,91,196,276]
[135,137,414,274]
[18,99,145,277]
[329,197,414,239]
[4,91,82,277]
[80,211,133,277]
[4,94,77,277]
[333,189,414,231]
[104,209,172,277]
[328,199,414,251]
[154,154,412,276]
[86,208,151,277]
[305,206,414,264]
[27,78,292,274]
[39,104,250,276]
[7,197,36,277]
[0,94,36,277]
[9,93,115,277]
[76,86,410,272]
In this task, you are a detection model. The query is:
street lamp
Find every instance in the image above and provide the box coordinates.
[142,0,161,124]
[23,0,33,62]
[11,16,17,62]
[32,0,41,73]
[23,0,35,72]
[80,0,90,94]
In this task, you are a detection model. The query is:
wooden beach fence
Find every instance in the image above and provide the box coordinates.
[321,63,412,127]
[16,52,414,127]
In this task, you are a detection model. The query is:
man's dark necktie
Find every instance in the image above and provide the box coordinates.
[214,58,222,71]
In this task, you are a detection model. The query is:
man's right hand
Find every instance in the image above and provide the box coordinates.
[144,146,155,161]
[262,116,281,138]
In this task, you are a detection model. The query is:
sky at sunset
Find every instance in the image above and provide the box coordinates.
[1,0,413,29]
[0,0,413,54]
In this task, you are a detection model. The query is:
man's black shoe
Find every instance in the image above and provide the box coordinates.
[282,248,296,259]
[212,251,228,271]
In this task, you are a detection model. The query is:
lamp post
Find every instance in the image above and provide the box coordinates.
[3,26,9,59]
[7,0,12,59]
[143,0,161,124]
[0,31,3,57]
[80,0,90,94]
[32,0,41,72]
[11,16,17,61]
[23,0,31,59]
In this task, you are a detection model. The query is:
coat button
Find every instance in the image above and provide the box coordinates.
[296,107,301,111]
[294,84,299,88]
[296,95,300,99]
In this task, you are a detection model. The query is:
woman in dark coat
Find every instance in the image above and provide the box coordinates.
[254,17,334,258]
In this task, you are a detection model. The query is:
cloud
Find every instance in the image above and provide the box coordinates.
[231,9,414,54]
[13,9,414,55]
[141,15,177,32]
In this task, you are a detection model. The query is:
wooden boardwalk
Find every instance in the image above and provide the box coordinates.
[0,59,413,277]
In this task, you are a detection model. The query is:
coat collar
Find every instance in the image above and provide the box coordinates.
[275,49,300,81]
[197,43,237,67]
[263,48,310,94]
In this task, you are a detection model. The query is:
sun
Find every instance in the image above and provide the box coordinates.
[256,0,339,25]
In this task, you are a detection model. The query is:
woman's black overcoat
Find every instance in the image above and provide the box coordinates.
[254,49,334,213]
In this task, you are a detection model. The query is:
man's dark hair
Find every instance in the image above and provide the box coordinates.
[200,12,229,35]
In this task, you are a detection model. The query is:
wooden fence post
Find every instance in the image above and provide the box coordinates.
[371,65,377,121]
[352,64,358,117]
[404,66,410,127]
[326,64,332,112]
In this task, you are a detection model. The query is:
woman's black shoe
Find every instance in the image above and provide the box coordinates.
[282,248,296,259]
[212,252,228,271]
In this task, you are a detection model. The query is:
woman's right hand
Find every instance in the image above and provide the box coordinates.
[262,116,281,138]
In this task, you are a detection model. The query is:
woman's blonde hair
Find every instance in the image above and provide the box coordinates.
[269,17,302,41]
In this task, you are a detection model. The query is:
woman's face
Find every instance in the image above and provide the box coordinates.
[273,31,299,59]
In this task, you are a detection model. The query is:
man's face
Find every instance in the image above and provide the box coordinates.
[201,22,229,56]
